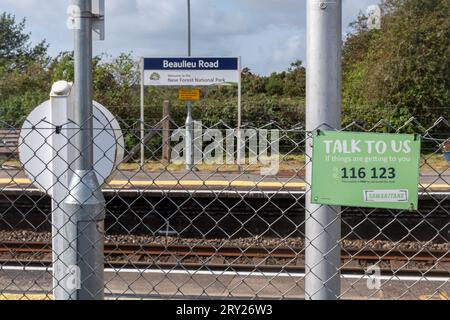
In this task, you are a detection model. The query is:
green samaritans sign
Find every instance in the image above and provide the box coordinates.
[311,131,421,210]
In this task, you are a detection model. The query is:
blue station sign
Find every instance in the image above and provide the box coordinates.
[143,57,239,86]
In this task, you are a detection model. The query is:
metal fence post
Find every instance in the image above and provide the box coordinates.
[57,0,105,300]
[185,101,194,170]
[305,0,342,300]
[140,58,145,167]
[237,56,242,173]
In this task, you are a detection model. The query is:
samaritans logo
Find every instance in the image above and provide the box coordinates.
[364,190,408,202]
[150,72,160,81]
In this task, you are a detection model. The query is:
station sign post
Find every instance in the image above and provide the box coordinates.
[140,57,241,169]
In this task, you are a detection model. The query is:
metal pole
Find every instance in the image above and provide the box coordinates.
[237,56,242,172]
[187,0,191,56]
[58,0,105,300]
[140,58,145,167]
[185,101,194,170]
[305,0,342,300]
[185,0,194,170]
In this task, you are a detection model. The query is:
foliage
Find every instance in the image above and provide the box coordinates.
[0,13,50,125]
[0,13,47,68]
[1,0,448,130]
[342,0,450,127]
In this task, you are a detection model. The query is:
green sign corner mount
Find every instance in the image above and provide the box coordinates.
[311,130,421,210]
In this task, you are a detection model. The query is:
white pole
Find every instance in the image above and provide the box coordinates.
[185,0,194,170]
[237,56,242,172]
[187,0,191,56]
[140,58,145,167]
[305,0,342,300]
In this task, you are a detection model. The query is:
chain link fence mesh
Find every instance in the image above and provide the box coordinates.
[0,115,448,300]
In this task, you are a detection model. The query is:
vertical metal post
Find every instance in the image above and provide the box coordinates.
[185,101,194,170]
[58,0,105,300]
[50,81,73,301]
[305,0,342,300]
[140,58,145,167]
[187,0,191,57]
[185,0,194,171]
[237,56,242,172]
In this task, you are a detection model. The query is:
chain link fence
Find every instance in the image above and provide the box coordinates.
[0,115,448,300]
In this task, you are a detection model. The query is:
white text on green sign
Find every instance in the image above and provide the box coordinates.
[311,131,421,210]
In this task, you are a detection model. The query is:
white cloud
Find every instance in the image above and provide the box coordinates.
[135,0,179,33]
[0,0,381,74]
[273,33,303,63]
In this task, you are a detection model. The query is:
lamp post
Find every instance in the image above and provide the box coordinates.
[304,0,342,300]
[185,0,194,170]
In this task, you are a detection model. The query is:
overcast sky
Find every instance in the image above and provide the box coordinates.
[1,0,377,75]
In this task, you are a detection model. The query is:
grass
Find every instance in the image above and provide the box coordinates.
[118,153,449,175]
[2,153,447,175]
[119,154,306,174]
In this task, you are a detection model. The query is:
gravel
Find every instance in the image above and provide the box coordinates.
[0,230,448,252]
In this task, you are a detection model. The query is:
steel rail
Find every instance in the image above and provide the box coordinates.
[0,242,448,262]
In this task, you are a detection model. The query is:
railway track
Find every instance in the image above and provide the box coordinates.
[0,241,449,276]
[1,190,448,242]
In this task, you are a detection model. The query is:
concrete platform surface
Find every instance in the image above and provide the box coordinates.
[0,267,448,300]
[0,169,449,192]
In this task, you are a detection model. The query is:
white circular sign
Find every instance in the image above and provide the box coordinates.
[19,100,124,195]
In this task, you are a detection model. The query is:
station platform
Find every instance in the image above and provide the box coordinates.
[0,267,448,300]
[0,169,449,192]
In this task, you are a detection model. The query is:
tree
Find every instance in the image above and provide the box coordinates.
[0,13,47,69]
[50,51,74,82]
[241,68,267,96]
[265,72,284,96]
[284,60,306,97]
[0,12,50,124]
[342,0,450,127]
[93,53,140,110]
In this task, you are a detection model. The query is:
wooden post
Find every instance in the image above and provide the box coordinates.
[162,100,171,164]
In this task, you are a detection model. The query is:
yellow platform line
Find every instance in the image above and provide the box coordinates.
[420,183,450,190]
[0,178,30,184]
[0,293,144,300]
[0,178,305,189]
[420,291,449,300]
[0,294,52,300]
[0,178,448,190]
[108,180,306,188]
